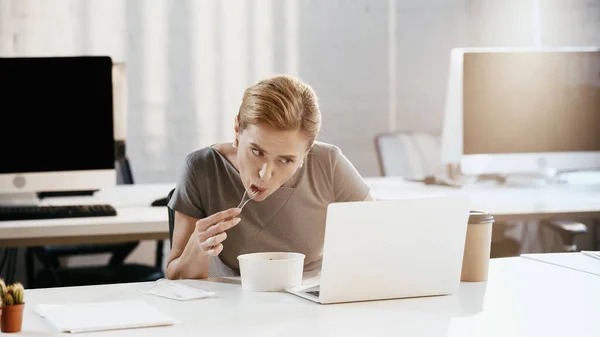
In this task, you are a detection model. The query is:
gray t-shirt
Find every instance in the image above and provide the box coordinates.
[168,141,370,273]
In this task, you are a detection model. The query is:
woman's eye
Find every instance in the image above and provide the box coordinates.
[280,158,293,164]
[251,149,263,156]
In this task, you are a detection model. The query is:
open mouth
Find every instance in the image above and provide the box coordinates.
[249,184,267,196]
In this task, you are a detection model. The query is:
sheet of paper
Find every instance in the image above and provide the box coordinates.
[141,279,216,301]
[521,253,600,276]
[582,251,600,260]
[35,300,178,333]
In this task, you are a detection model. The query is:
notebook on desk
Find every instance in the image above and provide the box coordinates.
[34,300,179,333]
[582,251,600,260]
[521,252,600,276]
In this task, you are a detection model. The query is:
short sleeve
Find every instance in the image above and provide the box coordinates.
[332,147,370,202]
[167,152,207,219]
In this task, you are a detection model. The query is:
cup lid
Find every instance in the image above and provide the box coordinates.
[469,210,494,224]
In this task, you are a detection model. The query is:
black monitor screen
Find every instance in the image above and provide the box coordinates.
[0,56,115,174]
[463,51,600,155]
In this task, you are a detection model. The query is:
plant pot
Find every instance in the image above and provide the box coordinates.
[1,303,24,333]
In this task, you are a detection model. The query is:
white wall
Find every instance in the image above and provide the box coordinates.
[0,0,471,180]
[1,0,599,179]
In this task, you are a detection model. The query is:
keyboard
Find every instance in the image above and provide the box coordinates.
[0,204,117,221]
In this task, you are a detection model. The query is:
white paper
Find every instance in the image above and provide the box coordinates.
[35,300,179,333]
[141,279,216,301]
[582,251,600,260]
[521,253,600,276]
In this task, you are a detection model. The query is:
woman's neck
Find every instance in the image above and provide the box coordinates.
[211,142,240,172]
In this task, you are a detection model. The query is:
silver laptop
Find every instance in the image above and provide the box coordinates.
[286,196,471,304]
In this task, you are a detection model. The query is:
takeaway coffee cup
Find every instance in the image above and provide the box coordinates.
[461,211,495,282]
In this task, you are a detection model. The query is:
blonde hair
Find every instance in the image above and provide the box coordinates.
[237,75,321,146]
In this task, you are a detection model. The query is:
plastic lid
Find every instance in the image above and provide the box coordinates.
[469,210,494,224]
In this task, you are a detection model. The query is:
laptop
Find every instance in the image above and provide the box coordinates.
[286,195,471,304]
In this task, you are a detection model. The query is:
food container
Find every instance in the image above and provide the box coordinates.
[237,252,305,292]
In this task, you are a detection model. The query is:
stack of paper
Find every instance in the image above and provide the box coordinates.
[582,251,600,260]
[521,252,600,276]
[35,300,179,333]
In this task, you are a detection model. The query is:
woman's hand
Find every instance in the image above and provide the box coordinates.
[196,208,242,256]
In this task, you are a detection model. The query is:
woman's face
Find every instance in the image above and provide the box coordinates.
[235,122,309,202]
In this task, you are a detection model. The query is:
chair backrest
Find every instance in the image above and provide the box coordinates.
[115,140,134,185]
[115,158,135,185]
[167,188,176,248]
[374,131,441,179]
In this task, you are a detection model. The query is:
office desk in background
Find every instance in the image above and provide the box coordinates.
[18,256,600,336]
[0,184,174,247]
[366,177,600,222]
[2,178,600,247]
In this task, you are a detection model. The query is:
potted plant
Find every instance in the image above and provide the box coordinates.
[0,279,25,333]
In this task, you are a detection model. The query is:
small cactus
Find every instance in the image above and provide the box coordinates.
[4,292,14,306]
[0,278,6,306]
[0,278,6,295]
[0,281,25,306]
[10,283,24,305]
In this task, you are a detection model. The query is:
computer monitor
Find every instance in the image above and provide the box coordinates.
[441,47,600,177]
[0,56,116,204]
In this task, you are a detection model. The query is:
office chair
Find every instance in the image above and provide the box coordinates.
[26,154,165,288]
[167,188,176,248]
[374,131,522,258]
[374,131,441,178]
[540,219,588,252]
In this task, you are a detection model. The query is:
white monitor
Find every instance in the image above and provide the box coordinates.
[0,56,117,205]
[441,46,600,177]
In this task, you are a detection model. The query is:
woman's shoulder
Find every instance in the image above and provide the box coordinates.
[304,142,348,176]
[310,141,340,155]
[184,146,215,162]
[183,145,228,171]
[309,141,344,163]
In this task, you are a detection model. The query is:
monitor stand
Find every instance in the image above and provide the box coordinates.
[0,192,41,207]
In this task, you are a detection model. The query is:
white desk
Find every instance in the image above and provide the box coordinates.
[2,178,600,247]
[521,252,600,276]
[18,256,600,336]
[0,184,174,247]
[366,177,600,222]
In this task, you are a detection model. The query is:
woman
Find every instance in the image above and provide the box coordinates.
[166,75,373,279]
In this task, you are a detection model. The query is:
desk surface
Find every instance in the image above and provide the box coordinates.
[18,256,600,336]
[366,177,600,221]
[0,184,174,247]
[2,178,600,247]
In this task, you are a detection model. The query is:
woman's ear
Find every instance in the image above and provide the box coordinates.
[233,115,241,147]
[234,115,240,134]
